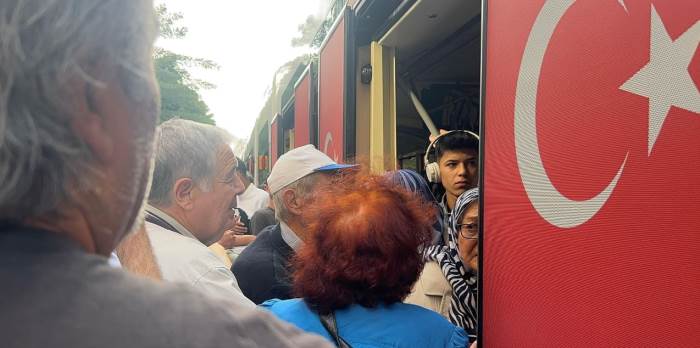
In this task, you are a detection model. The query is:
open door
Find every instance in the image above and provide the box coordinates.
[374,0,482,175]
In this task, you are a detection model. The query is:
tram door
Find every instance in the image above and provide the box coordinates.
[363,0,481,174]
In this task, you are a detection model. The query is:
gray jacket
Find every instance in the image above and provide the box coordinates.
[0,224,332,348]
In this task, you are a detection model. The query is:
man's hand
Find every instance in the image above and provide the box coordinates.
[231,222,248,235]
[428,129,450,143]
[217,230,237,249]
[233,235,256,247]
[216,229,255,249]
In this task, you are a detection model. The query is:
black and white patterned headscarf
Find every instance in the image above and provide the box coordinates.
[423,188,479,341]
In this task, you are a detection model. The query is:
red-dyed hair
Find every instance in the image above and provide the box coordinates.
[293,171,434,314]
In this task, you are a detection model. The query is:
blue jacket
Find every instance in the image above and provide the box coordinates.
[261,299,468,348]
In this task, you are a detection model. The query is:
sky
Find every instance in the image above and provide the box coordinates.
[156,0,326,141]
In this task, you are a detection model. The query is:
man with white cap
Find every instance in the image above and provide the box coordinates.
[232,145,355,304]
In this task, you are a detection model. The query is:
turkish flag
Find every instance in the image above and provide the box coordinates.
[482,0,700,346]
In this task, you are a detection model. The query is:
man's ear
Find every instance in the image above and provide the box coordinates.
[173,178,196,211]
[283,189,303,216]
[70,80,114,164]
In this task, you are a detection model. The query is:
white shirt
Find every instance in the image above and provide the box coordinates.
[144,206,254,308]
[279,220,303,251]
[236,184,270,217]
[108,252,122,268]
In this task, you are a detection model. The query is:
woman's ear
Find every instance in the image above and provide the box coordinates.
[173,178,196,210]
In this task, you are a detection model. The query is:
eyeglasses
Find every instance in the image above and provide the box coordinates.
[456,223,479,239]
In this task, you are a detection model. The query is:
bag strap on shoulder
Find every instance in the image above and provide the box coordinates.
[318,312,352,348]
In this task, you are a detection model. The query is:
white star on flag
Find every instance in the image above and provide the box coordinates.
[620,6,700,155]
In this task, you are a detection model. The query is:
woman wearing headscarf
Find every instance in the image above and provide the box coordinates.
[421,188,480,342]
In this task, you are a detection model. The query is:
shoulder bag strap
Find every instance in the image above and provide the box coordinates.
[318,312,352,348]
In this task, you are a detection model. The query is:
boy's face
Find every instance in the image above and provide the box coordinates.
[438,148,478,199]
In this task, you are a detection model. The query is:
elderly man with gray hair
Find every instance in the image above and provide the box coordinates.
[233,145,356,304]
[144,118,253,306]
[0,1,331,347]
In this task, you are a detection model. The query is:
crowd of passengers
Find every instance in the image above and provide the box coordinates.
[0,1,481,347]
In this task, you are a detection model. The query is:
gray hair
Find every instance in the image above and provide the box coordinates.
[273,172,324,222]
[148,119,233,206]
[0,0,158,220]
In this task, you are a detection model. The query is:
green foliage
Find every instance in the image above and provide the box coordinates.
[155,51,214,125]
[156,4,187,39]
[154,5,217,125]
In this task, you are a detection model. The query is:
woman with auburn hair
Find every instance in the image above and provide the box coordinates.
[261,173,468,348]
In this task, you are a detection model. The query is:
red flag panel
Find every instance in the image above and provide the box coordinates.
[318,15,345,162]
[294,72,311,148]
[482,0,700,346]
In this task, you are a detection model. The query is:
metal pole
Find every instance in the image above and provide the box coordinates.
[398,77,439,136]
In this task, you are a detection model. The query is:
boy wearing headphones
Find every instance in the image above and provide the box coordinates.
[425,130,480,214]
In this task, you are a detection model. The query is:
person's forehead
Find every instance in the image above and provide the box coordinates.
[215,147,237,171]
[467,201,479,213]
[461,203,479,221]
[440,149,478,161]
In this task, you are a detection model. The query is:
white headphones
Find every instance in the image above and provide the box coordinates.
[423,130,480,183]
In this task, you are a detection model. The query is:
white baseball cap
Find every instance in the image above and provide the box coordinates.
[267,144,356,194]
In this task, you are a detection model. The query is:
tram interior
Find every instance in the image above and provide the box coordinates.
[382,0,482,172]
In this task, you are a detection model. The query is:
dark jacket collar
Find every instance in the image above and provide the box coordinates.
[0,223,84,254]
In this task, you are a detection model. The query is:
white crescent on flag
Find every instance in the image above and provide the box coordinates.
[514,0,629,228]
[323,131,339,162]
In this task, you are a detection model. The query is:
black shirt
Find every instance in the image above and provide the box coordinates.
[231,224,294,304]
